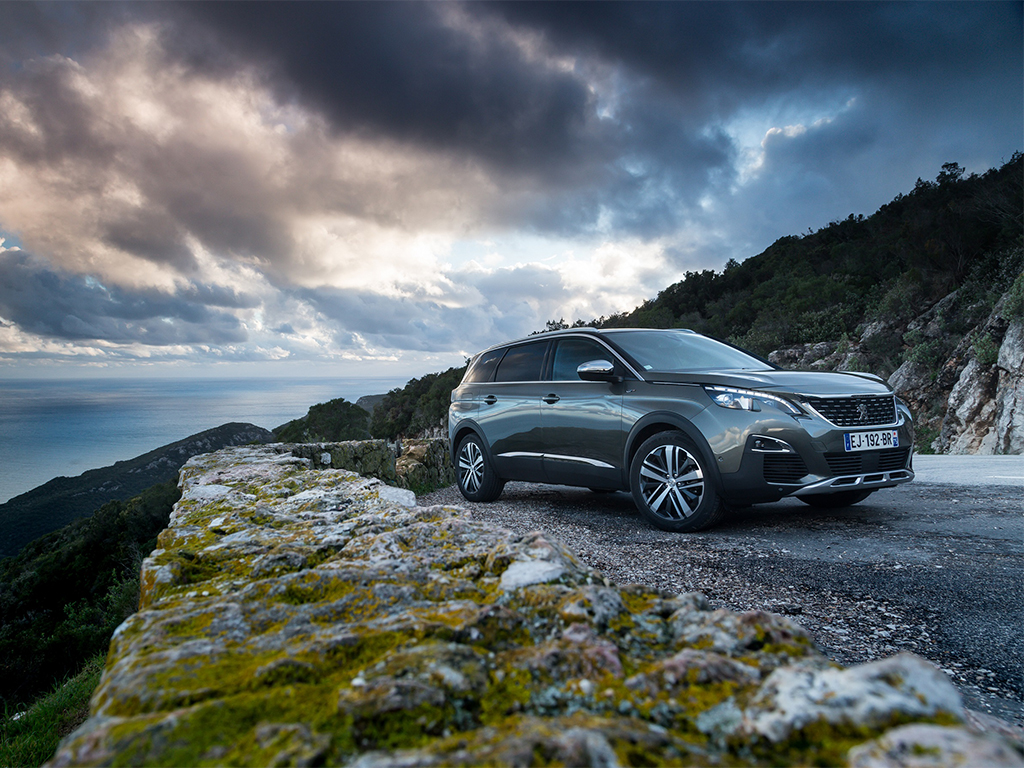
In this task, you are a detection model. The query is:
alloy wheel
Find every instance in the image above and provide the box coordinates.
[458,440,484,494]
[637,443,705,520]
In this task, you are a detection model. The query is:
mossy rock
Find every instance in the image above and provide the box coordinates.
[48,445,993,768]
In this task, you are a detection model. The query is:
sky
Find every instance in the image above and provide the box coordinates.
[0,1,1020,380]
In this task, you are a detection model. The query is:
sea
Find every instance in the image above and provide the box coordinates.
[0,376,406,505]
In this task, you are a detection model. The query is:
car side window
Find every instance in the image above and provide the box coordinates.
[464,348,505,383]
[551,338,610,381]
[494,341,548,382]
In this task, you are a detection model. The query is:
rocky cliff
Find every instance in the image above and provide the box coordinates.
[770,284,1024,455]
[49,445,1022,766]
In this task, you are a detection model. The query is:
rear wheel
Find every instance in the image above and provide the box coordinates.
[456,434,505,502]
[799,489,874,508]
[629,431,725,532]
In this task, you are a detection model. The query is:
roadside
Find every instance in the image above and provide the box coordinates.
[912,454,1024,486]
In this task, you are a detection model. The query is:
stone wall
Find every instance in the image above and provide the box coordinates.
[287,437,455,492]
[48,446,1022,767]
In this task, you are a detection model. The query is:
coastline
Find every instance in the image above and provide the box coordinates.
[0,376,401,504]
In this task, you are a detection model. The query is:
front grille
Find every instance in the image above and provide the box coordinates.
[763,454,809,484]
[878,448,911,471]
[805,395,897,427]
[825,447,910,475]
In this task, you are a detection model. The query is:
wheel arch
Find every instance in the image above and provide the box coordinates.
[625,413,723,490]
[451,421,494,463]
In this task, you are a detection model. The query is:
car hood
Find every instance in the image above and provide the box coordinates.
[645,369,892,397]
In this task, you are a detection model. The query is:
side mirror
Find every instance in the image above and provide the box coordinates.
[577,359,623,383]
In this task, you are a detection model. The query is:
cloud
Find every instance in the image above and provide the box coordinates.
[176,3,605,177]
[0,2,1019,373]
[0,250,246,345]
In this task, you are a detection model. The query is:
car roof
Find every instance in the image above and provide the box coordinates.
[474,327,696,355]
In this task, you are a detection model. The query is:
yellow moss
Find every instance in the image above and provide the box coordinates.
[480,667,534,723]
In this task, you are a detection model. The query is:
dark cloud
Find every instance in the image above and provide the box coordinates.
[0,251,247,345]
[0,3,127,73]
[0,51,118,168]
[101,208,194,272]
[486,2,1020,107]
[174,2,604,178]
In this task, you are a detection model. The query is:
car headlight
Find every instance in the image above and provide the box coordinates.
[704,385,803,415]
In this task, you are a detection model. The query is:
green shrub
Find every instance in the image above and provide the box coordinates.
[0,654,104,768]
[914,423,939,454]
[973,333,1000,366]
[275,398,370,442]
[904,338,946,370]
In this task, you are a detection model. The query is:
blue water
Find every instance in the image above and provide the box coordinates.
[0,377,405,504]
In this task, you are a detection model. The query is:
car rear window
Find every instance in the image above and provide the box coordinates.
[463,347,505,383]
[494,341,548,382]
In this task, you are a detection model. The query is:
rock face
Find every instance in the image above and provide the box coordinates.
[48,445,1021,767]
[769,286,1023,455]
[936,318,1024,454]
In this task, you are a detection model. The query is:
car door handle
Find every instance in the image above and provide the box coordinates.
[482,395,497,405]
[542,394,560,404]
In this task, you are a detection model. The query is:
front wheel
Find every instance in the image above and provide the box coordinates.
[455,434,505,502]
[629,431,725,532]
[799,489,874,508]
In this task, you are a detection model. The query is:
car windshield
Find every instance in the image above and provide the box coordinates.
[608,330,773,372]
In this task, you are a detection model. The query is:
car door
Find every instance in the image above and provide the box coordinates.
[478,339,550,483]
[540,337,625,488]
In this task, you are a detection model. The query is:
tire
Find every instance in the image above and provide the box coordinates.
[455,434,505,502]
[629,431,726,532]
[799,489,874,508]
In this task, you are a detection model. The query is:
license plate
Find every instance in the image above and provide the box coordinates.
[844,430,899,452]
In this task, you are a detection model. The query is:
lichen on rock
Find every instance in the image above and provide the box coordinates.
[48,445,1018,767]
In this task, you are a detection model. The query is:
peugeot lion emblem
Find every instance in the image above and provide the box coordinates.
[857,402,870,423]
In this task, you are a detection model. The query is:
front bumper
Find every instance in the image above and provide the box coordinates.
[792,467,915,495]
[707,403,915,505]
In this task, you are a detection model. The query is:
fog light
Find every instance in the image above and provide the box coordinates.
[751,436,795,453]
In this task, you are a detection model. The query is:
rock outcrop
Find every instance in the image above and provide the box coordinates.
[936,318,1024,454]
[49,445,1022,766]
[770,284,1024,455]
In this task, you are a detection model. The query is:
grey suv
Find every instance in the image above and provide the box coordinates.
[448,328,914,531]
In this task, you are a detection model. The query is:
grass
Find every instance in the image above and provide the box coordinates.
[0,654,104,768]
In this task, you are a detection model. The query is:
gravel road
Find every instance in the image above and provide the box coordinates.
[419,478,1023,728]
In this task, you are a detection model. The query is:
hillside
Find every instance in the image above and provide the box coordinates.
[0,480,180,709]
[601,158,1021,355]
[0,422,274,558]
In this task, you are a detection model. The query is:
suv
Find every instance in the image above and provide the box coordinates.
[448,328,914,531]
